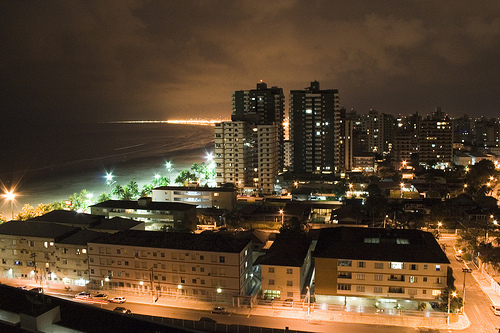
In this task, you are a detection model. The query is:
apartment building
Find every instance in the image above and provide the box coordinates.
[289,81,341,176]
[419,107,453,167]
[90,197,197,231]
[255,234,312,301]
[0,221,79,284]
[87,230,253,302]
[51,229,104,286]
[215,82,284,195]
[313,227,449,309]
[152,185,237,210]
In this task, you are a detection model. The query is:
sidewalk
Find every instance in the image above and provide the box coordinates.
[61,287,471,331]
[470,263,500,306]
[10,279,471,331]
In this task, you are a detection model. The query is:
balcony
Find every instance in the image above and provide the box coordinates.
[388,275,405,282]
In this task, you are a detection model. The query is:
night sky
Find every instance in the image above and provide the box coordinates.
[2,0,500,122]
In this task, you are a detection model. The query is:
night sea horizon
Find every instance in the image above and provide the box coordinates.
[0,121,214,213]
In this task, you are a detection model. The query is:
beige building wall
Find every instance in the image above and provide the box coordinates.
[315,257,448,301]
[88,242,252,301]
[0,235,89,287]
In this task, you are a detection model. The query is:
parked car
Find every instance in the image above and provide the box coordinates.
[491,305,500,316]
[109,296,126,304]
[93,293,108,300]
[113,306,131,314]
[17,286,27,290]
[29,287,43,294]
[455,254,463,262]
[211,306,229,315]
[283,299,294,307]
[75,292,91,299]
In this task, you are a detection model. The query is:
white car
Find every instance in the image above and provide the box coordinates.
[110,296,126,304]
[491,305,500,316]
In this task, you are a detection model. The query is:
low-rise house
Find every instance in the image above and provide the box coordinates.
[90,197,197,231]
[313,227,449,310]
[255,233,312,301]
[87,230,253,303]
[152,186,237,210]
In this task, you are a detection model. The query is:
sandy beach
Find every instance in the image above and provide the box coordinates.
[1,123,214,215]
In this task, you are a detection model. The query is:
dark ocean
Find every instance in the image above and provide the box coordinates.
[0,122,214,212]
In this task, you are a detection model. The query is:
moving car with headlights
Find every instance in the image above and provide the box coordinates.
[75,292,91,299]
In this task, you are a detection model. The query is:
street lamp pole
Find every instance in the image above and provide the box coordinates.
[462,268,472,311]
[306,286,310,316]
[447,291,457,325]
[150,267,155,303]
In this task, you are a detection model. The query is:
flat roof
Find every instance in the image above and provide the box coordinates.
[89,230,250,253]
[57,229,105,245]
[91,200,196,211]
[314,227,450,264]
[153,186,235,192]
[29,210,102,226]
[0,221,79,240]
[254,233,310,267]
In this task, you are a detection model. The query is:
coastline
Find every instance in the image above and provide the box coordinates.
[11,142,214,211]
[1,122,215,213]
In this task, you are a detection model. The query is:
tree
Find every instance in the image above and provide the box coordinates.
[280,216,305,235]
[363,184,388,224]
[112,184,125,199]
[67,189,93,211]
[175,169,197,185]
[15,203,57,221]
[125,180,140,200]
[97,192,111,203]
[466,160,498,198]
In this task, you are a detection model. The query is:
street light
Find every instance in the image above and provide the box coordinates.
[279,209,284,225]
[3,190,16,220]
[400,183,404,198]
[447,291,457,324]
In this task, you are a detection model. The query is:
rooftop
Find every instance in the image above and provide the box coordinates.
[90,216,143,231]
[0,221,79,240]
[254,233,310,267]
[89,230,251,253]
[29,210,102,226]
[91,200,196,211]
[57,229,105,245]
[314,227,449,264]
[153,185,235,192]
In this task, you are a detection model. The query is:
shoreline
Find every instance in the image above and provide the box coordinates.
[9,141,214,213]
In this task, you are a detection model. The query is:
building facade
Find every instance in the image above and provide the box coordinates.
[152,185,237,210]
[289,81,340,175]
[313,227,449,309]
[215,82,284,195]
[88,230,253,303]
[255,234,312,301]
[418,107,453,167]
[90,198,197,231]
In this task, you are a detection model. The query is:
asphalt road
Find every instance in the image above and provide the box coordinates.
[440,235,500,333]
[66,295,434,332]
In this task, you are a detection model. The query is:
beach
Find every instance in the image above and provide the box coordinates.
[0,122,214,214]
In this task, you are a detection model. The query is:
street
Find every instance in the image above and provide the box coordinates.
[440,234,500,333]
